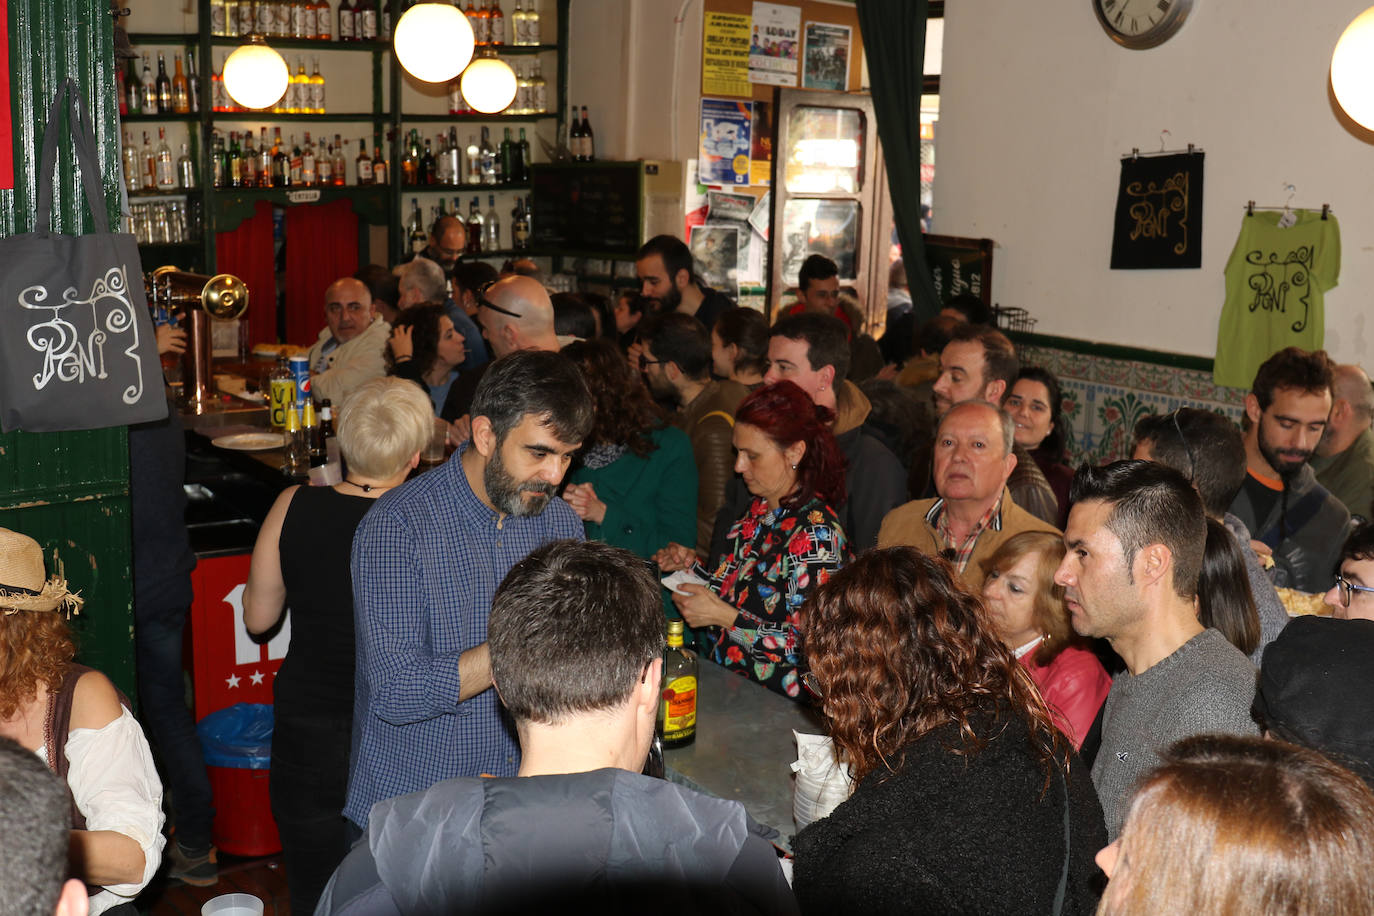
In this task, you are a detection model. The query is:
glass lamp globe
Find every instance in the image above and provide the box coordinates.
[1332,6,1374,130]
[461,57,518,114]
[394,1,475,83]
[223,36,289,110]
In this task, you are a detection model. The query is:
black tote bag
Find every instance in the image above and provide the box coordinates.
[0,78,166,432]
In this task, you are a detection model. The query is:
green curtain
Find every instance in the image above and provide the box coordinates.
[855,0,940,319]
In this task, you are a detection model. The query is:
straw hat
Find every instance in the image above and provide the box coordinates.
[0,527,83,616]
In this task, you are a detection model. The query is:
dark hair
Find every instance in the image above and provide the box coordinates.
[943,292,993,326]
[1251,347,1336,411]
[616,288,646,317]
[0,737,71,916]
[949,323,1019,390]
[1008,367,1068,459]
[915,313,961,357]
[451,260,500,299]
[550,293,598,340]
[1069,460,1207,599]
[770,313,851,385]
[736,381,847,508]
[803,547,1066,789]
[1198,518,1259,656]
[471,350,594,446]
[384,302,445,376]
[580,291,614,340]
[1341,520,1374,564]
[1133,408,1246,518]
[637,234,694,286]
[714,307,769,376]
[562,338,664,458]
[354,263,399,309]
[489,540,662,724]
[641,312,712,381]
[798,253,839,291]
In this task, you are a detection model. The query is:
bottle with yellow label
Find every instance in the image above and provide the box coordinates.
[268,354,294,429]
[660,619,697,748]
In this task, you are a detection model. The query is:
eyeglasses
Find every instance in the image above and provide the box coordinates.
[639,355,665,369]
[1334,573,1374,607]
[474,280,522,319]
[801,671,823,700]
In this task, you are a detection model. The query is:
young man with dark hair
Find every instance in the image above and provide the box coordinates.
[1321,520,1374,622]
[319,541,796,915]
[639,313,748,554]
[0,737,89,916]
[635,234,734,331]
[345,350,595,833]
[1055,460,1258,839]
[779,254,848,328]
[1228,347,1350,593]
[1132,407,1289,662]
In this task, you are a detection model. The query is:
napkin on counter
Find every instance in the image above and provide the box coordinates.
[792,731,853,830]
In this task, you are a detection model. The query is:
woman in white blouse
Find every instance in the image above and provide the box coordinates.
[0,527,164,915]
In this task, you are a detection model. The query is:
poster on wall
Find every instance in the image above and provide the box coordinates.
[750,100,773,186]
[690,224,741,299]
[802,22,851,91]
[702,11,751,98]
[749,2,801,87]
[707,191,764,285]
[699,98,753,186]
[1109,150,1204,270]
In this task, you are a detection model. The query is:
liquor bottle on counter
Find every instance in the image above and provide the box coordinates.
[332,134,347,185]
[310,57,326,113]
[421,137,436,185]
[372,142,389,184]
[302,132,318,185]
[408,198,426,254]
[269,355,294,429]
[283,398,310,479]
[465,196,484,254]
[177,142,197,190]
[337,0,355,40]
[122,132,140,193]
[318,399,339,464]
[498,128,515,183]
[465,134,481,184]
[510,196,529,250]
[530,59,546,112]
[187,50,201,113]
[526,0,540,43]
[140,54,157,113]
[303,398,325,468]
[580,106,595,160]
[154,51,173,113]
[356,135,373,184]
[478,126,497,184]
[314,0,332,40]
[659,619,697,748]
[483,194,500,251]
[489,0,504,44]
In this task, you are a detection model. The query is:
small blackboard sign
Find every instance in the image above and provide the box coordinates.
[923,234,994,306]
[530,162,642,254]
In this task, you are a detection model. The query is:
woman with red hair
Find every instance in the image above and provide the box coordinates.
[657,381,852,699]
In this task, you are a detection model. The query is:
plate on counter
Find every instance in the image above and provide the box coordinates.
[211,432,286,451]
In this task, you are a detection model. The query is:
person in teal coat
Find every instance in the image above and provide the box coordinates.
[562,339,699,566]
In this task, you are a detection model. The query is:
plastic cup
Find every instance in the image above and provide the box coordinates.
[201,893,264,916]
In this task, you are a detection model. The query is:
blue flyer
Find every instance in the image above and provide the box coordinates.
[699,98,753,186]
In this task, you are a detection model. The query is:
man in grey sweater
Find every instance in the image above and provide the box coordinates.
[1055,460,1258,839]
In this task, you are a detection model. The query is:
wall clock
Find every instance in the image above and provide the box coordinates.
[1092,0,1194,49]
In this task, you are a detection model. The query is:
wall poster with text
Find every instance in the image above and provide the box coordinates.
[702,11,751,97]
[750,2,801,87]
[802,22,851,91]
[699,98,753,186]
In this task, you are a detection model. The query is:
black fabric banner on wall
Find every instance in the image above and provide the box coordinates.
[1110,151,1204,270]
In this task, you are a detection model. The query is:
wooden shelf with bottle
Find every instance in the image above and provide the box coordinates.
[402,113,555,123]
[123,113,201,123]
[403,182,531,192]
[206,36,392,52]
[210,112,383,122]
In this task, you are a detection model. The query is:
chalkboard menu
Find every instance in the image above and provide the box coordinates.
[923,234,994,306]
[530,162,643,254]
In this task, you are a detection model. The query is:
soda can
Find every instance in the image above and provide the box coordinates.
[288,355,311,415]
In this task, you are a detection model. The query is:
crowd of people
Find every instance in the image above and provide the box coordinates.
[3,225,1374,916]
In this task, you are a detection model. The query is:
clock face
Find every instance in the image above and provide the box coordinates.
[1093,0,1194,49]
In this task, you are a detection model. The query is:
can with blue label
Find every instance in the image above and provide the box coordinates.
[288,355,311,416]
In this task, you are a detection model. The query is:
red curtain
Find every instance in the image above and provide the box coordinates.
[215,201,277,346]
[284,199,359,347]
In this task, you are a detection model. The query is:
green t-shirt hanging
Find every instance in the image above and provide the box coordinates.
[1213,210,1340,389]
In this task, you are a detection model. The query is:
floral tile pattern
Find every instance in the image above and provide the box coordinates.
[1020,343,1247,466]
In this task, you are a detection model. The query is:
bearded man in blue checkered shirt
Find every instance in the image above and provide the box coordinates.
[344,341,595,831]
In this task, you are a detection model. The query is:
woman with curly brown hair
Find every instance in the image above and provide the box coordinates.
[386,301,468,415]
[0,527,164,915]
[793,547,1107,914]
[560,338,698,565]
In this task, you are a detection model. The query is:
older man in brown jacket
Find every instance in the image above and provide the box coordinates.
[878,400,1059,591]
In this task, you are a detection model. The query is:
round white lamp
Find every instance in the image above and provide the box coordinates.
[461,55,518,114]
[222,35,290,110]
[394,1,475,83]
[1332,6,1374,130]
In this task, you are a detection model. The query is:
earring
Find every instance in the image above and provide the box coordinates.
[791,463,798,469]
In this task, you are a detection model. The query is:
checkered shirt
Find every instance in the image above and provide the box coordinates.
[929,495,1004,573]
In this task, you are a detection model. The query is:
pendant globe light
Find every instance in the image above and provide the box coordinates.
[394,0,475,83]
[223,35,289,110]
[1332,7,1374,130]
[460,51,518,114]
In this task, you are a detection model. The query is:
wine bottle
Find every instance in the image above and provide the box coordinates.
[510,196,529,250]
[187,50,201,113]
[568,104,581,159]
[421,137,437,185]
[489,0,504,45]
[337,0,355,41]
[498,127,514,184]
[516,127,530,182]
[660,620,698,748]
[227,130,243,189]
[408,198,426,254]
[125,58,142,115]
[272,127,289,187]
[466,196,484,254]
[580,106,595,161]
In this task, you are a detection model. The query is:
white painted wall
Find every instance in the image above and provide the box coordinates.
[936,1,1374,366]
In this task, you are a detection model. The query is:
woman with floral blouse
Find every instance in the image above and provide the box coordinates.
[657,381,853,699]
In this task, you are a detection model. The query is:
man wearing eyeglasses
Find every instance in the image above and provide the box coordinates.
[1324,521,1374,621]
[408,215,467,277]
[306,276,390,405]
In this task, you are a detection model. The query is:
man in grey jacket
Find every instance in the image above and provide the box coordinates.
[1055,460,1258,840]
[317,540,795,916]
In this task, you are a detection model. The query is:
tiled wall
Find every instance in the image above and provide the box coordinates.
[1019,341,1247,467]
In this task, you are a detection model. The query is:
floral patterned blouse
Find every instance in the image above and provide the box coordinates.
[703,496,852,699]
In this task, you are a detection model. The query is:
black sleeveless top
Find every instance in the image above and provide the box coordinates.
[276,486,376,721]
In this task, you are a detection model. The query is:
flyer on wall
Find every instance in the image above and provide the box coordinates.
[749,2,801,87]
[802,22,851,91]
[702,11,751,97]
[698,98,753,186]
[690,225,741,299]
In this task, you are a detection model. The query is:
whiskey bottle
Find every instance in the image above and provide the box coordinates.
[140,54,157,112]
[171,53,190,113]
[660,620,698,748]
[372,143,388,184]
[408,198,426,254]
[333,134,347,185]
[356,135,373,184]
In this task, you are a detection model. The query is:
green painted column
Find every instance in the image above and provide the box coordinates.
[0,0,136,698]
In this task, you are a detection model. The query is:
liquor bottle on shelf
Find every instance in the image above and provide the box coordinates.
[526,0,540,43]
[401,131,418,185]
[314,0,332,40]
[357,0,378,40]
[212,56,227,112]
[154,128,176,190]
[511,64,528,115]
[288,57,307,114]
[435,132,451,185]
[122,132,140,193]
[332,134,347,185]
[489,0,504,45]
[227,131,243,188]
[258,126,273,184]
[465,134,481,184]
[139,132,155,190]
[447,77,466,115]
[445,127,462,185]
[472,0,489,45]
[356,135,373,184]
[187,50,201,114]
[465,196,484,254]
[289,134,304,185]
[117,62,126,117]
[177,142,196,190]
[338,0,356,41]
[421,138,436,185]
[124,58,141,115]
[223,0,238,35]
[211,132,226,188]
[211,0,227,35]
[478,126,497,184]
[510,196,529,249]
[236,0,255,38]
[255,0,274,36]
[523,193,533,237]
[310,57,326,113]
[302,132,318,185]
[408,198,426,254]
[580,106,595,161]
[140,54,156,113]
[241,130,258,187]
[483,194,500,251]
[659,619,698,748]
[302,0,317,37]
[272,127,289,187]
[318,139,333,185]
[372,142,388,184]
[516,127,530,180]
[498,127,514,183]
[530,59,546,112]
[512,0,527,45]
